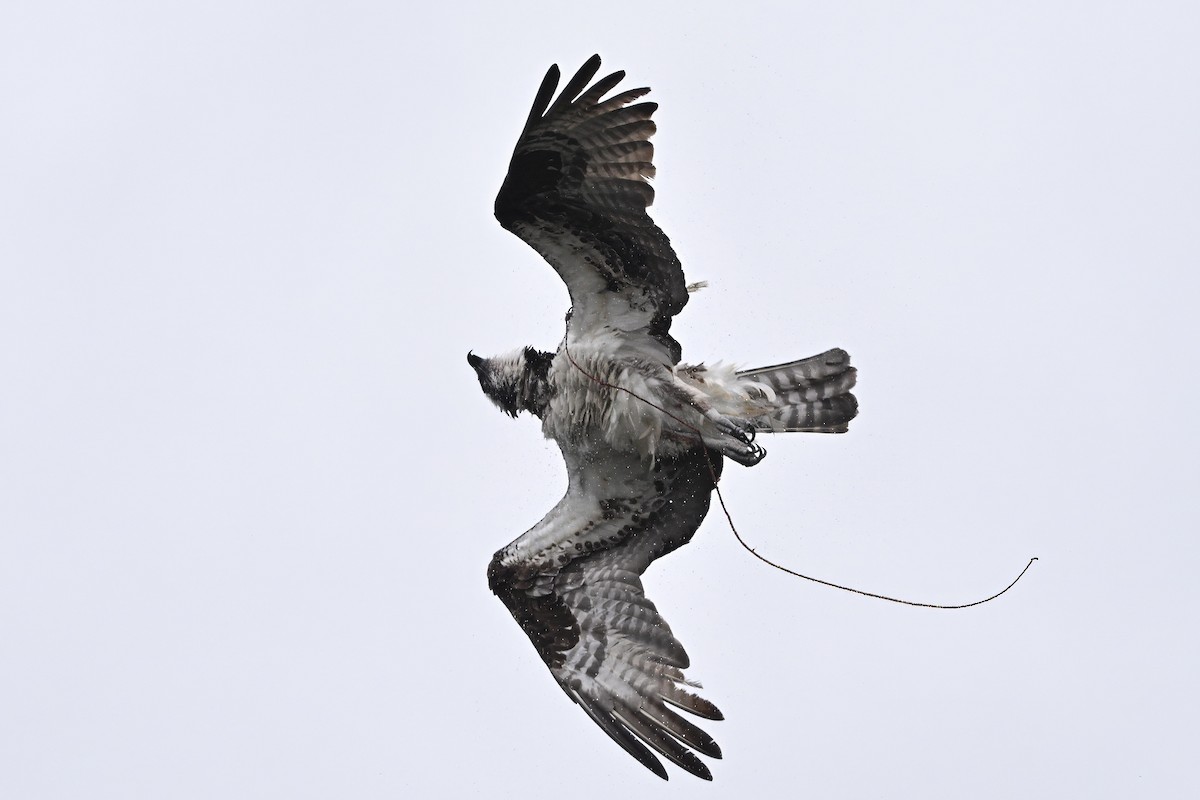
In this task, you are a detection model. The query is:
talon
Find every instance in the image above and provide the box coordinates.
[715,415,754,445]
[725,441,767,467]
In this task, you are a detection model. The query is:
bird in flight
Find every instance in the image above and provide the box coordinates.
[469,55,857,781]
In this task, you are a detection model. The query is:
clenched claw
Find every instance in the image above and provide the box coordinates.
[714,415,755,444]
[724,441,766,467]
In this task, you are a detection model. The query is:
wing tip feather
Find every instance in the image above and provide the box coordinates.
[523,63,561,130]
[569,688,669,780]
[613,705,714,781]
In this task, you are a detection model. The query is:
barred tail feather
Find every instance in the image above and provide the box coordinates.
[757,395,859,433]
[738,348,859,433]
[736,348,852,390]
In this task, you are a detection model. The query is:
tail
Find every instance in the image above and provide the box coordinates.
[737,348,858,433]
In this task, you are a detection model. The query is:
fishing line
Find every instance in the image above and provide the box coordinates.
[562,341,1036,609]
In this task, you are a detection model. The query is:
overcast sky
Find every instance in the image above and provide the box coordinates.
[3,1,1198,797]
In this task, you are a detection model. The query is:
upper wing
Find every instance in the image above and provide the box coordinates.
[488,445,724,780]
[494,55,689,364]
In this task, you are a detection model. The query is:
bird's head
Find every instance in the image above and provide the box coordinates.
[467,347,550,418]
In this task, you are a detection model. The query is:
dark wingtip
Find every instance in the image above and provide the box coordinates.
[549,55,604,113]
[524,64,561,130]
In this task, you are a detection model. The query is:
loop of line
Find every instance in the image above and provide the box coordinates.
[561,340,1036,609]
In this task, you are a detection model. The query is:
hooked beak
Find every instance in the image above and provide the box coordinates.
[466,351,483,370]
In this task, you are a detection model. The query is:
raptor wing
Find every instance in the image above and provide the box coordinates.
[488,445,724,780]
[494,55,689,364]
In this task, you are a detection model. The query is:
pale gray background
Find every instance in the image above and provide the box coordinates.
[3,1,1197,797]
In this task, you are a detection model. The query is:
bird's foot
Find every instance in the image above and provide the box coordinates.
[704,412,764,465]
[712,414,756,444]
[723,440,766,467]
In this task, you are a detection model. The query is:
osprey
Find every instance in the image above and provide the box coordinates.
[470,56,857,781]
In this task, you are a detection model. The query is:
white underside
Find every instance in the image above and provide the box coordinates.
[544,332,774,461]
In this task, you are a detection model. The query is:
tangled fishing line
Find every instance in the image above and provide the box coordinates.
[563,342,1036,609]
